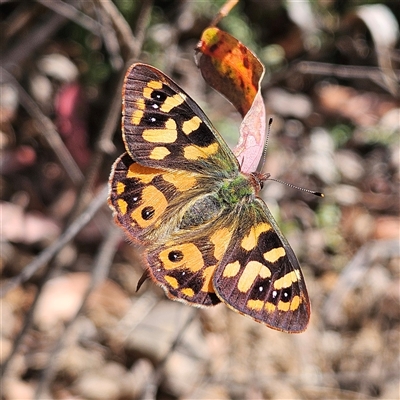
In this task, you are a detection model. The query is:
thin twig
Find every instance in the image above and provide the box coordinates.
[0,185,108,298]
[68,0,153,220]
[130,0,154,60]
[297,61,400,96]
[94,4,124,70]
[0,186,109,379]
[0,67,84,186]
[36,0,103,34]
[210,0,239,27]
[140,309,198,400]
[34,224,122,399]
[0,8,67,71]
[92,0,138,57]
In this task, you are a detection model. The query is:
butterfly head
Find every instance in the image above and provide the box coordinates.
[249,172,271,194]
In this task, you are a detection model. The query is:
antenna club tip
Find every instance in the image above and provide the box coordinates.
[315,192,324,198]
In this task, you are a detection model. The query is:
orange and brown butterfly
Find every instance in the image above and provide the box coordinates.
[108,63,310,333]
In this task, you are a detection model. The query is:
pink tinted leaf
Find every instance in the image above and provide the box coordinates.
[196,27,266,173]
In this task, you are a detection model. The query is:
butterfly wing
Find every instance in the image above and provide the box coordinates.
[213,198,310,333]
[110,62,311,330]
[109,152,235,306]
[110,152,212,244]
[122,63,238,177]
[144,223,234,306]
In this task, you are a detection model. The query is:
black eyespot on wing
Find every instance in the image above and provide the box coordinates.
[151,90,167,102]
[168,251,184,262]
[142,206,155,220]
[249,279,272,301]
[280,287,292,303]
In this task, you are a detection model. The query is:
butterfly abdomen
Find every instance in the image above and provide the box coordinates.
[180,195,222,229]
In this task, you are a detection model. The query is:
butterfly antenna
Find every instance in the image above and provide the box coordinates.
[268,177,324,197]
[257,118,273,172]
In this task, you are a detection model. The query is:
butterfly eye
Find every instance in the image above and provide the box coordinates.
[168,251,184,262]
[151,90,167,102]
[141,206,155,220]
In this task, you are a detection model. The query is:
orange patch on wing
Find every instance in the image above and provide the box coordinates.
[164,275,179,289]
[264,247,285,263]
[277,301,290,312]
[247,299,264,311]
[181,288,195,297]
[237,261,271,293]
[223,260,241,278]
[290,295,301,311]
[130,185,167,228]
[143,80,163,99]
[117,198,128,215]
[201,265,216,293]
[131,109,144,125]
[126,163,162,183]
[116,181,125,195]
[265,302,275,313]
[210,227,232,260]
[274,270,300,290]
[162,172,197,191]
[159,243,204,273]
[184,143,219,160]
[241,222,271,251]
[142,119,177,143]
[160,93,186,112]
[182,116,202,135]
[149,146,171,160]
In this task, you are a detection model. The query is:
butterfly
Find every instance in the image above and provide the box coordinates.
[108,63,310,333]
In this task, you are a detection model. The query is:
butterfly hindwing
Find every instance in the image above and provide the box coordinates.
[144,211,237,307]
[213,199,310,333]
[109,152,229,307]
[110,152,205,244]
[145,235,226,307]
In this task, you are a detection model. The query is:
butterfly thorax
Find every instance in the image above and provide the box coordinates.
[218,173,256,206]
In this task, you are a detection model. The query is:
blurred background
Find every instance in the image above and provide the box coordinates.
[1,0,399,399]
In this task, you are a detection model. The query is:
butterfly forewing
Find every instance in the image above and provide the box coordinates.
[123,63,238,176]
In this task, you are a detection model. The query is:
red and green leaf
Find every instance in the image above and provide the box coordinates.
[196,26,266,174]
